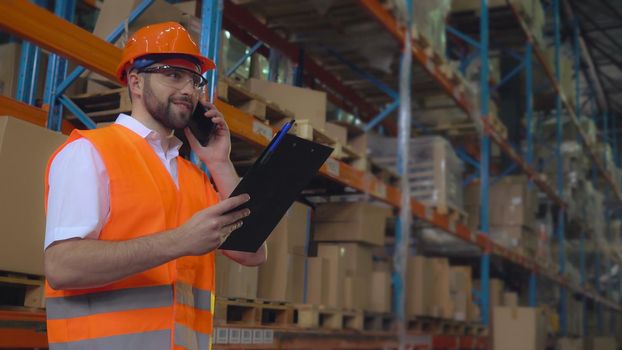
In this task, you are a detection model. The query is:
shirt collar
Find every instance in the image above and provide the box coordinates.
[114,114,183,152]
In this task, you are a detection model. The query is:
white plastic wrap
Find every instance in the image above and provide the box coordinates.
[389,0,451,55]
[369,135,465,211]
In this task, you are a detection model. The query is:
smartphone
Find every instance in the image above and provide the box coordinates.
[187,102,215,147]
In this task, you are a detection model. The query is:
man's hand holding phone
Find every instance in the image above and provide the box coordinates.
[184,96,232,167]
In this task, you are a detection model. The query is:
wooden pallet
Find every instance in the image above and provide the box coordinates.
[293,304,351,330]
[214,297,293,327]
[431,204,468,226]
[407,317,474,336]
[0,271,45,309]
[363,311,395,331]
[221,77,294,124]
[291,119,361,164]
[70,87,131,122]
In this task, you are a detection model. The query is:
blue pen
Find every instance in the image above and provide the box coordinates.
[267,120,295,154]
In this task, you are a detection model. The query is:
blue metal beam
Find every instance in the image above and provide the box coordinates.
[364,99,400,132]
[44,0,76,131]
[526,43,534,167]
[455,148,480,170]
[553,0,567,335]
[55,0,155,98]
[528,272,537,307]
[293,47,304,87]
[226,40,264,77]
[16,41,41,105]
[202,0,223,101]
[446,25,481,50]
[494,60,524,90]
[58,95,96,130]
[324,46,398,99]
[478,0,491,328]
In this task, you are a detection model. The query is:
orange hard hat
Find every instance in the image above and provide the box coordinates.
[115,22,216,85]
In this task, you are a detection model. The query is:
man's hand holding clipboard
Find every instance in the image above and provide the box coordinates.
[219,120,333,252]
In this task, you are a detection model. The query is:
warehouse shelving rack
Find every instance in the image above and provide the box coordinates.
[0,0,621,348]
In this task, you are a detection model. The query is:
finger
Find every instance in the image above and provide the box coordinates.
[218,207,251,227]
[204,101,216,110]
[218,221,244,246]
[211,194,251,215]
[204,109,223,119]
[184,127,203,150]
[221,221,244,240]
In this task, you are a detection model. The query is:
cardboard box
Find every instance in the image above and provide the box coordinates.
[493,307,546,350]
[257,252,305,303]
[503,292,519,307]
[557,338,583,350]
[245,78,327,131]
[466,176,537,231]
[0,117,67,275]
[265,201,310,256]
[314,202,392,246]
[491,279,505,307]
[406,256,429,316]
[324,122,348,145]
[349,132,368,157]
[216,252,258,299]
[344,276,369,310]
[587,337,616,350]
[317,245,347,308]
[306,257,329,305]
[428,257,453,318]
[370,271,392,313]
[450,266,473,321]
[0,43,21,97]
[317,242,373,279]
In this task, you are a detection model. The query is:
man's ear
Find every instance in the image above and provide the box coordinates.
[127,71,143,99]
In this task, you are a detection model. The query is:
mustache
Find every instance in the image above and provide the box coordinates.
[169,96,193,108]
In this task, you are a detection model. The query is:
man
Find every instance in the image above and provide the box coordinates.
[43,22,266,349]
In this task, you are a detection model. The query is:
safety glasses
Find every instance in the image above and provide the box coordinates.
[138,65,207,91]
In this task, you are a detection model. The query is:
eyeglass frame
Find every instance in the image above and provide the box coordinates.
[136,64,208,91]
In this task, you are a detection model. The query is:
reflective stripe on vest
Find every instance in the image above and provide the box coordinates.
[175,282,212,312]
[46,284,173,320]
[49,329,171,350]
[175,323,211,350]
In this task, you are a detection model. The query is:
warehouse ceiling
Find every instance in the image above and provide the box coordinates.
[569,0,622,116]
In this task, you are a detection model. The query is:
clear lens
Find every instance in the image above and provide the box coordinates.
[140,65,206,91]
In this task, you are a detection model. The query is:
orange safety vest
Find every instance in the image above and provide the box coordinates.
[44,124,219,350]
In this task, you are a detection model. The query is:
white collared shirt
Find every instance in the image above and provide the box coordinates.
[44,114,183,249]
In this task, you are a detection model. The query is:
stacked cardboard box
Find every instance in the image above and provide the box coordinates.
[557,338,583,350]
[257,202,311,303]
[216,202,311,302]
[369,136,464,212]
[312,202,392,311]
[245,78,327,132]
[465,176,537,254]
[370,260,392,313]
[406,256,455,319]
[493,306,547,350]
[449,266,479,321]
[216,252,259,299]
[586,337,616,350]
[0,117,67,275]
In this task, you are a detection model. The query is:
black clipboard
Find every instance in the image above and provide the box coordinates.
[218,121,333,252]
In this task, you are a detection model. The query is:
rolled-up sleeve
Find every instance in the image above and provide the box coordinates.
[44,138,110,249]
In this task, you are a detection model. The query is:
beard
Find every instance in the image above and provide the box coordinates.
[143,80,194,130]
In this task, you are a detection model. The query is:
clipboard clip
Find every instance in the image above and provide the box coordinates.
[260,120,295,165]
